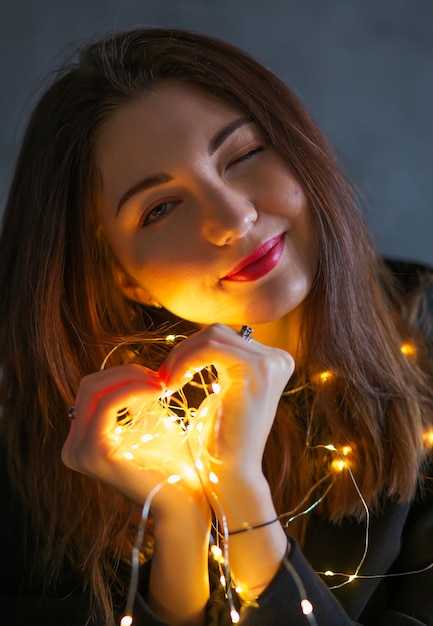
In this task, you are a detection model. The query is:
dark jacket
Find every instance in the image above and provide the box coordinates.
[1,462,432,625]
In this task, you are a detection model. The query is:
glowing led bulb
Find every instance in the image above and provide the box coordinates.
[319,370,333,382]
[313,370,334,384]
[348,574,357,583]
[301,599,314,615]
[423,430,433,447]
[332,459,347,472]
[123,451,134,461]
[211,545,222,558]
[167,474,181,484]
[165,334,176,343]
[195,459,204,471]
[212,382,221,394]
[230,609,240,623]
[210,545,225,564]
[400,342,417,357]
[141,433,154,443]
[324,570,334,577]
[341,445,352,456]
[219,574,226,587]
[209,471,219,484]
[120,616,133,626]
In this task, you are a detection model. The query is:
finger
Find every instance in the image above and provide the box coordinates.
[158,324,258,381]
[159,324,294,392]
[74,363,161,405]
[63,375,164,469]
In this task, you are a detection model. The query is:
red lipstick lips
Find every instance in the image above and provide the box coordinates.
[223,233,285,282]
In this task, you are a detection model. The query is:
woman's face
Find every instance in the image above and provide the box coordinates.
[97,82,317,327]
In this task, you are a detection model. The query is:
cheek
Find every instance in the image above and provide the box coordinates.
[279,179,309,221]
[281,184,318,279]
[256,161,309,220]
[301,217,319,282]
[125,245,202,293]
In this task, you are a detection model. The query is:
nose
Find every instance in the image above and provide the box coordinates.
[201,185,257,246]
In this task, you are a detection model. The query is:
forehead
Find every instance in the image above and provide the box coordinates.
[96,81,245,161]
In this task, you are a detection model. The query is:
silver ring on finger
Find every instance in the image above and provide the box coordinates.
[68,405,76,420]
[239,325,254,342]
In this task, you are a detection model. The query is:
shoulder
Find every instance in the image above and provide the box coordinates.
[392,462,433,579]
[384,258,433,294]
[384,257,433,344]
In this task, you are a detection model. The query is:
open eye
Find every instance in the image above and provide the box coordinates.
[139,200,180,227]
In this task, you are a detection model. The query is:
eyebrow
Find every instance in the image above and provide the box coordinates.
[208,117,252,155]
[116,173,173,215]
[116,117,253,215]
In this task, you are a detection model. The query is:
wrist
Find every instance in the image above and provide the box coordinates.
[228,516,280,536]
[209,462,268,492]
[151,482,211,530]
[206,469,276,531]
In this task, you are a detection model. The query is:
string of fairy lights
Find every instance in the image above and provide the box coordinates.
[99,335,433,626]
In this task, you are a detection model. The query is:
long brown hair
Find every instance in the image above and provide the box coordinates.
[0,27,432,623]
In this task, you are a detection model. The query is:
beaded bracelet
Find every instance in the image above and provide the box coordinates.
[228,517,280,536]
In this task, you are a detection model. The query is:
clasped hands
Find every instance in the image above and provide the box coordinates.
[61,323,294,522]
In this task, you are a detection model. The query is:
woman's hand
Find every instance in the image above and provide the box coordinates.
[62,324,294,605]
[61,363,209,521]
[62,363,213,624]
[62,324,294,518]
[159,323,295,481]
[159,323,294,599]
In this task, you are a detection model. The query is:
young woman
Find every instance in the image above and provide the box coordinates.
[0,28,432,626]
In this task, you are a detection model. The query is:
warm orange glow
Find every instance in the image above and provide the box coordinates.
[120,616,133,626]
[313,370,334,384]
[195,459,204,471]
[400,342,417,357]
[210,545,224,564]
[167,474,181,484]
[212,382,221,394]
[141,433,154,443]
[108,371,225,490]
[423,430,433,447]
[209,471,219,484]
[331,459,348,472]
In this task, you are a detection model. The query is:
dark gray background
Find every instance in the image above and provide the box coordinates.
[1,0,432,265]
